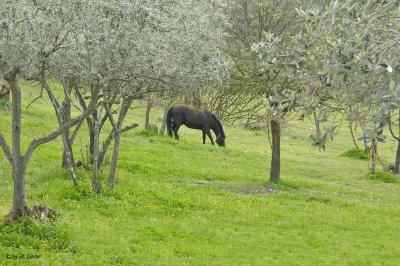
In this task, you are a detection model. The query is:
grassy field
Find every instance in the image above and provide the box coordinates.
[0,84,400,265]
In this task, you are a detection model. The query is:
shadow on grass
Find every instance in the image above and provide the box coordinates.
[175,177,301,196]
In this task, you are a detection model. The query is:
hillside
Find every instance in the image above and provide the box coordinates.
[0,84,400,265]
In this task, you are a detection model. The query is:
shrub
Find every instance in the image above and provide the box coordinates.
[368,171,398,183]
[342,148,370,160]
[0,218,71,252]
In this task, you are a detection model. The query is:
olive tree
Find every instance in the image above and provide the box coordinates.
[254,0,400,175]
[0,0,101,221]
[294,0,400,172]
[88,0,230,190]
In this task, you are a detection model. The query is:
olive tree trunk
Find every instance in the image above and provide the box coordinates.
[92,109,102,194]
[108,97,134,188]
[394,141,400,173]
[387,109,400,173]
[270,120,281,182]
[43,78,79,186]
[370,139,377,173]
[0,71,97,222]
[159,98,175,135]
[145,98,152,131]
[313,110,321,136]
[9,75,28,219]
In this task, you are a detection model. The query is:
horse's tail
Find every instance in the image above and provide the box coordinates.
[166,107,173,137]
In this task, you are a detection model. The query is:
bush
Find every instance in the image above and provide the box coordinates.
[0,217,71,252]
[342,148,370,160]
[368,172,398,183]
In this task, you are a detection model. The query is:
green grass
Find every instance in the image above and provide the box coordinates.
[368,171,399,183]
[0,84,400,265]
[342,147,370,160]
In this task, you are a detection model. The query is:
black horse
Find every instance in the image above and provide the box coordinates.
[166,105,226,147]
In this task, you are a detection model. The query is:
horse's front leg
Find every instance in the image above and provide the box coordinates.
[205,130,215,145]
[202,131,206,144]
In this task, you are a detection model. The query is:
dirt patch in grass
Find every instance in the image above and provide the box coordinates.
[231,187,280,195]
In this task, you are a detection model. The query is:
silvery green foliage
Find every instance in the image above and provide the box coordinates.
[253,1,400,114]
[251,1,400,152]
[0,0,230,91]
[0,0,76,76]
[296,1,400,137]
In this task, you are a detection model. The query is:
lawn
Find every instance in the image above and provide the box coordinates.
[0,84,399,265]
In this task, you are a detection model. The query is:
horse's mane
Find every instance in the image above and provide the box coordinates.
[211,114,225,139]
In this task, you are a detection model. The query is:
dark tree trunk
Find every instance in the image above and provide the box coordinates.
[313,110,321,136]
[9,77,29,219]
[61,137,75,169]
[192,88,202,109]
[43,78,78,186]
[108,97,134,188]
[392,109,400,173]
[98,128,115,169]
[360,121,370,153]
[160,108,168,135]
[394,141,400,173]
[160,99,175,135]
[61,135,78,186]
[145,98,152,130]
[92,114,102,194]
[370,139,377,173]
[10,160,28,220]
[270,120,281,182]
[61,94,73,168]
[73,84,96,163]
[1,72,98,222]
[108,130,121,188]
[88,125,95,161]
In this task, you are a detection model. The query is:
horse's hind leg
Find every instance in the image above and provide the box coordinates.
[173,123,180,140]
[202,131,206,144]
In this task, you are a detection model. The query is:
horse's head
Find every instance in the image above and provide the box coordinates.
[216,133,225,147]
[212,114,226,147]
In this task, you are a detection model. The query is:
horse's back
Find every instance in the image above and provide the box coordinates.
[172,105,210,130]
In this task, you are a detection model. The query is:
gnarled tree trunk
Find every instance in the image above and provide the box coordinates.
[92,110,102,194]
[145,98,152,131]
[9,75,29,219]
[313,110,321,136]
[0,66,98,223]
[370,139,377,173]
[270,120,281,182]
[108,97,134,188]
[394,141,400,173]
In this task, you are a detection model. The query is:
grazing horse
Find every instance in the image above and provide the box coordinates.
[166,105,226,147]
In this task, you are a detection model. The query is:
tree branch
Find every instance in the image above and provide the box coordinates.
[24,99,97,166]
[70,119,85,145]
[387,111,400,141]
[0,133,14,168]
[26,91,43,109]
[121,123,138,134]
[104,103,117,130]
[98,123,138,168]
